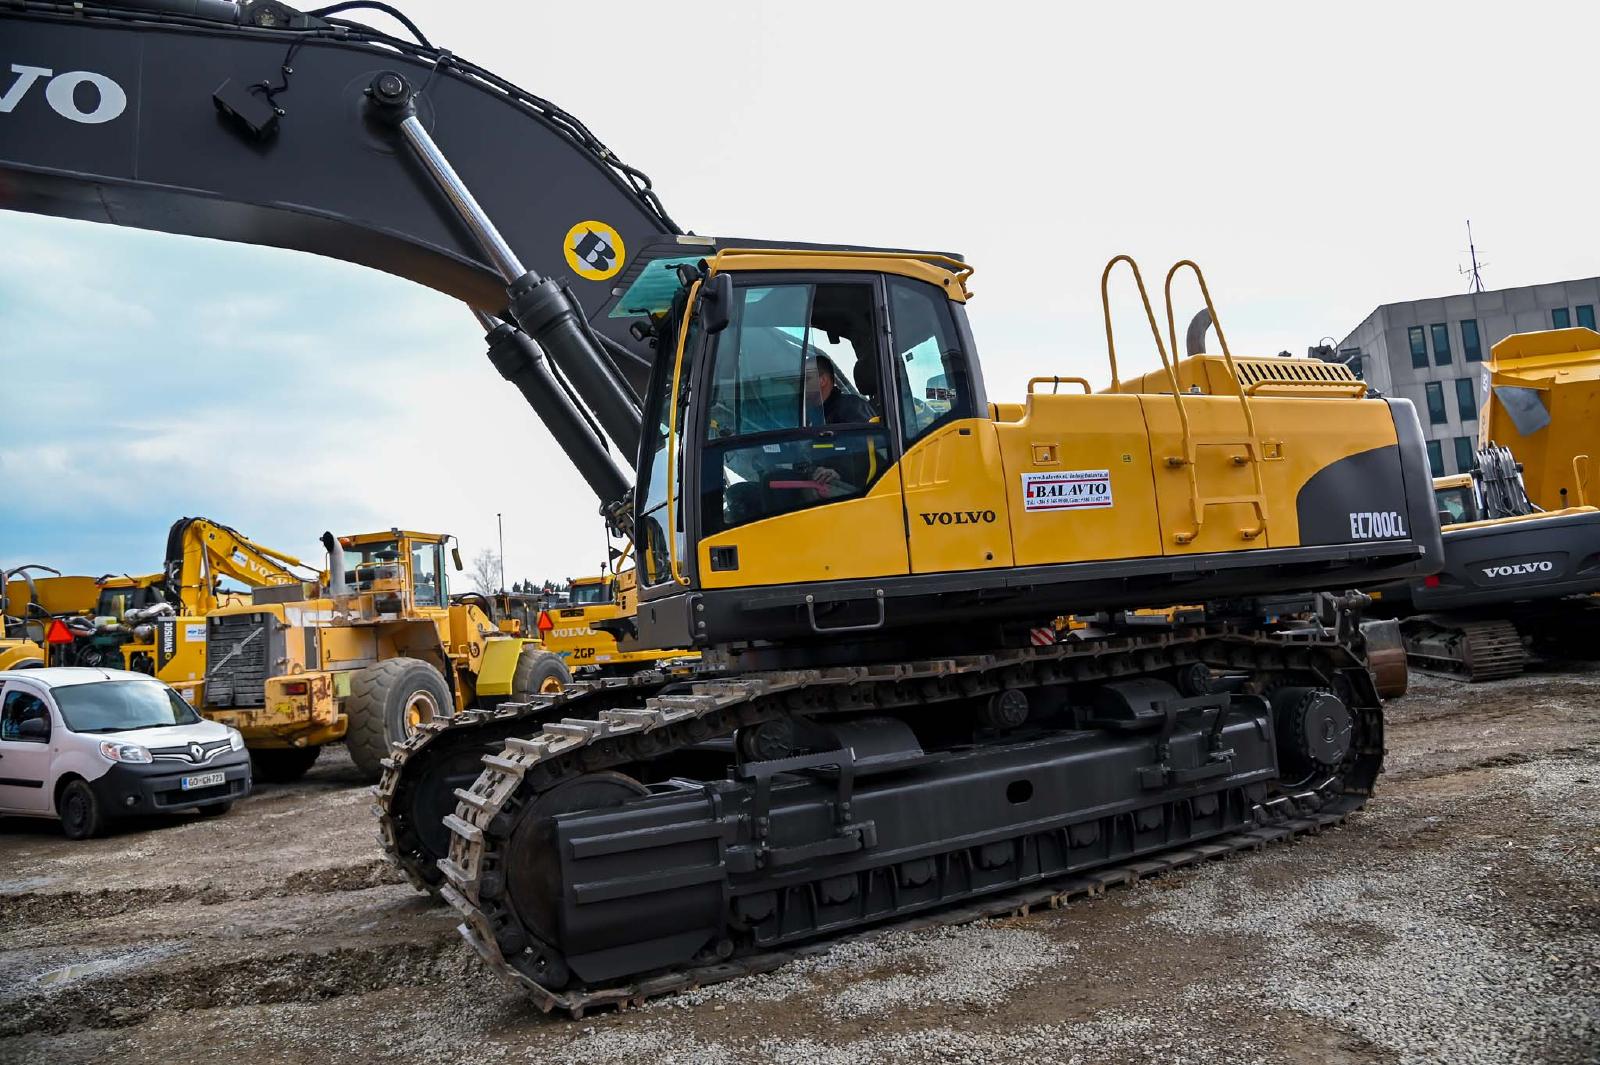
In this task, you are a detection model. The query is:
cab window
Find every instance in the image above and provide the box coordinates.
[1,688,51,743]
[1434,485,1478,525]
[638,314,696,587]
[888,277,974,446]
[412,542,442,606]
[699,281,891,536]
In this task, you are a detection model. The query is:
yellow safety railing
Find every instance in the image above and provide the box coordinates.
[1162,260,1269,542]
[1575,454,1593,508]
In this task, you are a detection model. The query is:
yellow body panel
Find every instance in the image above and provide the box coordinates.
[995,395,1164,566]
[0,640,46,670]
[1482,327,1600,511]
[473,636,525,698]
[3,574,100,619]
[697,468,910,589]
[901,419,1014,573]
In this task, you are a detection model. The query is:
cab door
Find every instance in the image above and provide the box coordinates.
[689,276,911,589]
[0,680,56,813]
[889,277,1013,575]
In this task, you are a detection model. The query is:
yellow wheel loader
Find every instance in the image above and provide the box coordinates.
[204,529,568,782]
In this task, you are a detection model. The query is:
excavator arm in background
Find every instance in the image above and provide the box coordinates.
[161,516,320,615]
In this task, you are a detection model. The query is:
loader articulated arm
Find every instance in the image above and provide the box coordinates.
[1,0,676,514]
[163,516,320,614]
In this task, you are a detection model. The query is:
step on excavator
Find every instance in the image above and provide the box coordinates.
[1374,328,1600,680]
[2,0,1440,1012]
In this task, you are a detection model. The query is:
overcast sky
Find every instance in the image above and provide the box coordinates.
[3,0,1598,584]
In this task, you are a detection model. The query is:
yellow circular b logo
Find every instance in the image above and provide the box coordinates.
[563,220,626,281]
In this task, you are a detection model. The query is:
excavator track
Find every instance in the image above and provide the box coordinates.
[393,623,1382,1015]
[1402,617,1526,682]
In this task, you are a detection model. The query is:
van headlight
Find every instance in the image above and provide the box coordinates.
[99,741,152,764]
[227,728,245,752]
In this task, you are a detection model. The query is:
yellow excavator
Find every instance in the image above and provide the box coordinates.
[1375,328,1600,679]
[536,570,695,676]
[2,1,1441,1012]
[40,516,319,690]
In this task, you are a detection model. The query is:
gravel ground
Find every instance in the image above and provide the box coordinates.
[2,667,1596,1065]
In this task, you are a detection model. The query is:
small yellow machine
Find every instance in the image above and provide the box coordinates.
[204,529,567,782]
[1,566,100,670]
[536,570,692,675]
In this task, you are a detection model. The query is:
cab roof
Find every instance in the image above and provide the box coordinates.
[340,530,448,545]
[3,667,163,690]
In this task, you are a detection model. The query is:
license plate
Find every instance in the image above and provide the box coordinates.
[181,771,226,791]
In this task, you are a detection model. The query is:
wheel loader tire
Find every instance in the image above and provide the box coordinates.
[511,646,571,700]
[345,658,453,782]
[250,745,322,783]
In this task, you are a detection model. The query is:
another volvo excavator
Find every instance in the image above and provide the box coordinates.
[3,0,1440,1014]
[1374,329,1600,679]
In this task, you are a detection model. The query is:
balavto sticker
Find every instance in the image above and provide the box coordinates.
[563,220,627,281]
[1022,469,1113,511]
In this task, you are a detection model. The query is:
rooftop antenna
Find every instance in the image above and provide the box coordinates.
[1460,219,1487,293]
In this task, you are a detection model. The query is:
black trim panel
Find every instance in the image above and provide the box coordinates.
[0,777,44,789]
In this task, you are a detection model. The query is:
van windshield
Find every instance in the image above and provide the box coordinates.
[53,681,201,733]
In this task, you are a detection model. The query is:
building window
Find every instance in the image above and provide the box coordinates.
[1408,325,1428,368]
[1425,381,1447,425]
[1579,305,1596,331]
[1461,319,1483,362]
[1552,307,1571,329]
[1426,439,1444,478]
[1430,323,1451,365]
[1339,347,1363,380]
[1455,377,1476,421]
[1454,436,1475,474]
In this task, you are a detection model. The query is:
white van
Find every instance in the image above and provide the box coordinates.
[0,667,252,838]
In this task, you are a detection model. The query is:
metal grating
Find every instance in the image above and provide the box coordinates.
[206,612,272,708]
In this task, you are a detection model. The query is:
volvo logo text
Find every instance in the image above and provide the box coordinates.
[920,510,997,526]
[1482,561,1554,578]
[0,63,127,125]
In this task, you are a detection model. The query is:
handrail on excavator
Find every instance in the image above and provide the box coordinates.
[1026,376,1093,395]
[1163,260,1270,542]
[1575,454,1593,508]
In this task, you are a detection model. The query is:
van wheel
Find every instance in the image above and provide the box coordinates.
[198,802,232,817]
[512,646,571,699]
[345,658,453,783]
[59,779,104,840]
[251,746,323,783]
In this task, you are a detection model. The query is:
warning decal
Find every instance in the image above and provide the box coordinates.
[1022,469,1113,511]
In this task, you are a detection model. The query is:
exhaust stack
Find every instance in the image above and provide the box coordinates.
[320,532,349,597]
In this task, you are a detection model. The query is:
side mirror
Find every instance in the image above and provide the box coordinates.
[17,716,49,741]
[700,271,733,335]
[451,547,464,572]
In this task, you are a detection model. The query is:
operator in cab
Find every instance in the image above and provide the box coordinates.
[807,354,876,499]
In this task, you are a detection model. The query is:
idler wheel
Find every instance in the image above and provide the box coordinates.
[1272,687,1353,773]
[505,771,649,987]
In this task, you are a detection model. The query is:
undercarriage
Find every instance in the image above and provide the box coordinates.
[377,614,1381,1014]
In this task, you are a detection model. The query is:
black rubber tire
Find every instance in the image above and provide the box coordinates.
[510,646,571,700]
[250,745,323,783]
[198,802,232,817]
[58,778,104,840]
[345,658,453,783]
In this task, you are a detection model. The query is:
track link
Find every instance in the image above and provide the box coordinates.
[408,624,1382,1016]
[1404,617,1525,681]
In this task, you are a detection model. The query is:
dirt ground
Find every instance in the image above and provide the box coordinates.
[2,667,1596,1065]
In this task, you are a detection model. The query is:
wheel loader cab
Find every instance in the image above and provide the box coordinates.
[337,532,450,611]
[631,252,1440,653]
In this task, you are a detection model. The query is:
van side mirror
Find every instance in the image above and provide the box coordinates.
[451,547,464,572]
[701,272,733,335]
[17,716,49,741]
